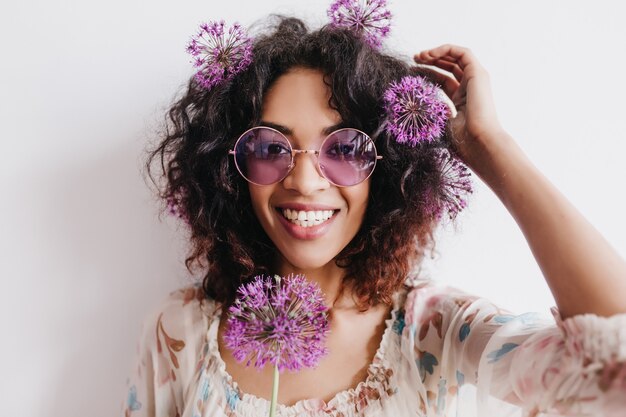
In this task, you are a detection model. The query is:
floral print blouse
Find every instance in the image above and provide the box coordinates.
[121,279,626,417]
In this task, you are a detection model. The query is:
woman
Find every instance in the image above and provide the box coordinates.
[122,13,626,417]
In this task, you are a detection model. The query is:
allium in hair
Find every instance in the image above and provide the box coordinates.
[383,75,450,146]
[185,20,253,90]
[433,148,473,220]
[165,189,189,224]
[327,0,392,49]
[224,274,330,372]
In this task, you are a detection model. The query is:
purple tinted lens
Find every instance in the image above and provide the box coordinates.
[319,129,377,186]
[234,128,292,185]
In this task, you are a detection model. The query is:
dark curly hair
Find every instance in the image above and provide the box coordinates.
[145,15,461,310]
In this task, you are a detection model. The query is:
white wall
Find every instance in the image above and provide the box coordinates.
[1,1,625,416]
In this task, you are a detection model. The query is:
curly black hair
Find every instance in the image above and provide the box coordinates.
[145,15,460,310]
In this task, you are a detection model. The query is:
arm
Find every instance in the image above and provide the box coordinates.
[414,44,626,319]
[465,129,626,319]
[404,282,626,416]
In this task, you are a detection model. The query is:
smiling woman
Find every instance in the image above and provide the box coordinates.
[123,5,626,417]
[147,16,448,311]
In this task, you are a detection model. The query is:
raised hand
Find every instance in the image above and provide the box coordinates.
[413,44,507,169]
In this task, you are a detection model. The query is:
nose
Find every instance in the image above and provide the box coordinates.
[282,151,331,195]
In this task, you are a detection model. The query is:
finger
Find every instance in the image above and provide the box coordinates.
[415,56,464,81]
[416,54,458,64]
[414,52,465,83]
[414,44,477,72]
[413,65,460,97]
[414,57,463,83]
[414,44,472,69]
[424,58,463,83]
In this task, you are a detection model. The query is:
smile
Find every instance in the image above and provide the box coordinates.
[279,208,336,227]
[274,207,340,240]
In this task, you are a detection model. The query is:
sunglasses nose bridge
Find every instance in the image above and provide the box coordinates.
[292,149,320,157]
[288,148,323,176]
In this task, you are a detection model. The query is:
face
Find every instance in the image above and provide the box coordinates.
[247,67,370,271]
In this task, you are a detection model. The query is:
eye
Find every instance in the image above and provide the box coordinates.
[265,142,290,155]
[327,142,356,157]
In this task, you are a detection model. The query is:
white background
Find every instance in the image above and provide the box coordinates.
[1,1,625,416]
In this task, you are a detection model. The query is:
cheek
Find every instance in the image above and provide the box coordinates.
[345,181,370,220]
[247,184,271,223]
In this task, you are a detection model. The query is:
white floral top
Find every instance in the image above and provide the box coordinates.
[121,279,626,417]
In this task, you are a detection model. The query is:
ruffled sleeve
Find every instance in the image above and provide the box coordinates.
[403,281,626,417]
[120,285,210,417]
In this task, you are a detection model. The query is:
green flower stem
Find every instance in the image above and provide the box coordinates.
[269,362,279,417]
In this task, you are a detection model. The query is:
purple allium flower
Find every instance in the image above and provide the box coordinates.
[327,0,392,49]
[433,148,473,220]
[383,75,451,146]
[224,273,330,372]
[165,188,190,225]
[185,20,253,91]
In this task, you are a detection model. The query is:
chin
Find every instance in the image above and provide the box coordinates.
[279,249,337,272]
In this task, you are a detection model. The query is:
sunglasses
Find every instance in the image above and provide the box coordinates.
[228,126,383,187]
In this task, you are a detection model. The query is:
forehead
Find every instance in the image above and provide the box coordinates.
[261,68,342,143]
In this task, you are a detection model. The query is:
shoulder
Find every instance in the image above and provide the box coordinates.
[399,278,522,349]
[135,284,218,390]
[400,278,500,331]
[147,284,217,332]
[140,283,219,347]
[401,278,475,312]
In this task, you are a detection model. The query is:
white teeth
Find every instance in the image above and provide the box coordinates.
[280,208,336,227]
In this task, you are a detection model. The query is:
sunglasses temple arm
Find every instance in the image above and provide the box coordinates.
[371,122,388,141]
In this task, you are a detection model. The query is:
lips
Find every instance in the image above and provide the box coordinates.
[275,203,340,240]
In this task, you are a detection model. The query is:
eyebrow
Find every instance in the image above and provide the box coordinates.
[258,120,347,136]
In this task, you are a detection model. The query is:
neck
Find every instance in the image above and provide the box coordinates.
[273,255,356,310]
